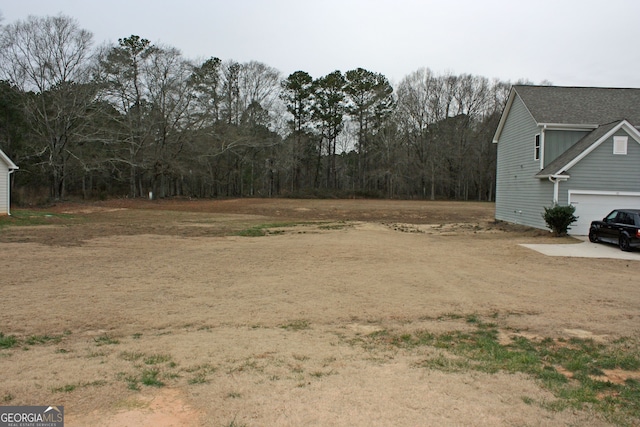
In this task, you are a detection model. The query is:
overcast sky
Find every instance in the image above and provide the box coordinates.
[1,0,640,87]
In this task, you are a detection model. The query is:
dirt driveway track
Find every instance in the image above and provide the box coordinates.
[1,198,639,426]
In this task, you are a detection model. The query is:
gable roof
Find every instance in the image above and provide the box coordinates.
[535,119,640,177]
[493,85,640,143]
[0,148,18,170]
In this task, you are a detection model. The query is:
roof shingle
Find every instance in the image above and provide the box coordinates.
[514,85,640,125]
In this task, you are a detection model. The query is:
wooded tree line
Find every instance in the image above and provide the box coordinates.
[0,14,515,204]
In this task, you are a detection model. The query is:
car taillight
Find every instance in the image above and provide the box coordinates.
[636,229,640,239]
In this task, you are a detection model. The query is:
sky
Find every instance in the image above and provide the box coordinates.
[1,0,640,87]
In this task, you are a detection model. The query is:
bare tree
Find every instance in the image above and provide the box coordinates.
[239,61,281,120]
[0,14,95,199]
[144,45,196,197]
[396,68,442,199]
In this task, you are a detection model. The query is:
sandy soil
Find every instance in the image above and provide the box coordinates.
[1,198,639,426]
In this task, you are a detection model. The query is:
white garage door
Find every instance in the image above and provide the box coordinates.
[569,191,640,235]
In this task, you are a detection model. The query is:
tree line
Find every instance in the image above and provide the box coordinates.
[0,14,516,204]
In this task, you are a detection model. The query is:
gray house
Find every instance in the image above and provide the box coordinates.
[492,85,640,235]
[0,148,19,215]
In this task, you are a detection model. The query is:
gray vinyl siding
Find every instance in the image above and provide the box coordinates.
[495,95,554,229]
[556,129,640,204]
[543,130,590,167]
[0,161,8,215]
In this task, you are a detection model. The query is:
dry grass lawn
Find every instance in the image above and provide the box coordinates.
[1,198,639,426]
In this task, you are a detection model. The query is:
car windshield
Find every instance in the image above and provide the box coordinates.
[606,211,618,221]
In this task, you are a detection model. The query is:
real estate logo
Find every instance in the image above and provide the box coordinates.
[0,406,64,427]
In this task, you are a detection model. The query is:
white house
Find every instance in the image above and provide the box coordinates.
[0,148,19,215]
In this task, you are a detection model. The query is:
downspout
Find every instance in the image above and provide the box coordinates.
[548,176,559,205]
[540,125,546,170]
[548,175,567,206]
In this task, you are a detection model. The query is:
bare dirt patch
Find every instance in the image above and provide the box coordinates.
[1,198,638,426]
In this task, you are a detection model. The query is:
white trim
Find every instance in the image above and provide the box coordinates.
[0,149,18,170]
[560,120,640,173]
[538,123,599,131]
[537,173,570,179]
[569,189,640,198]
[492,88,517,144]
[540,129,546,169]
[550,175,569,204]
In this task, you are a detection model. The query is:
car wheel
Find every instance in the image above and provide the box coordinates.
[588,229,599,243]
[619,235,631,252]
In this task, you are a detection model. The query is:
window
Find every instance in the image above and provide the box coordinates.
[534,134,541,160]
[619,212,637,225]
[613,136,628,155]
[606,210,619,222]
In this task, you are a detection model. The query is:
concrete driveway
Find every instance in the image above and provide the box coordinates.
[520,237,640,261]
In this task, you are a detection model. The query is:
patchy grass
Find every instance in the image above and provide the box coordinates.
[25,334,64,346]
[52,384,77,393]
[118,373,141,391]
[224,417,247,427]
[140,369,164,387]
[52,380,106,394]
[1,332,69,349]
[144,353,173,365]
[236,221,336,237]
[237,221,347,236]
[358,317,640,425]
[0,332,18,349]
[280,319,310,331]
[309,370,336,378]
[119,351,145,362]
[185,363,216,385]
[187,373,208,385]
[94,334,119,346]
[0,210,75,230]
[117,351,185,390]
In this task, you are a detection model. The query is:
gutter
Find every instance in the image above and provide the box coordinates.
[538,123,598,131]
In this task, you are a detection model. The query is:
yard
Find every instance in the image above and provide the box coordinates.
[1,198,639,426]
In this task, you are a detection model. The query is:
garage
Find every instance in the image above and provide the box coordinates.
[569,191,640,235]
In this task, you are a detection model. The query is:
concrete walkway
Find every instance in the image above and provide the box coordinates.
[520,237,640,261]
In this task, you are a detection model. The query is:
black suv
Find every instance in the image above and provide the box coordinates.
[588,209,640,251]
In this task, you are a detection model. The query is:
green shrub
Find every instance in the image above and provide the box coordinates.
[542,205,578,236]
